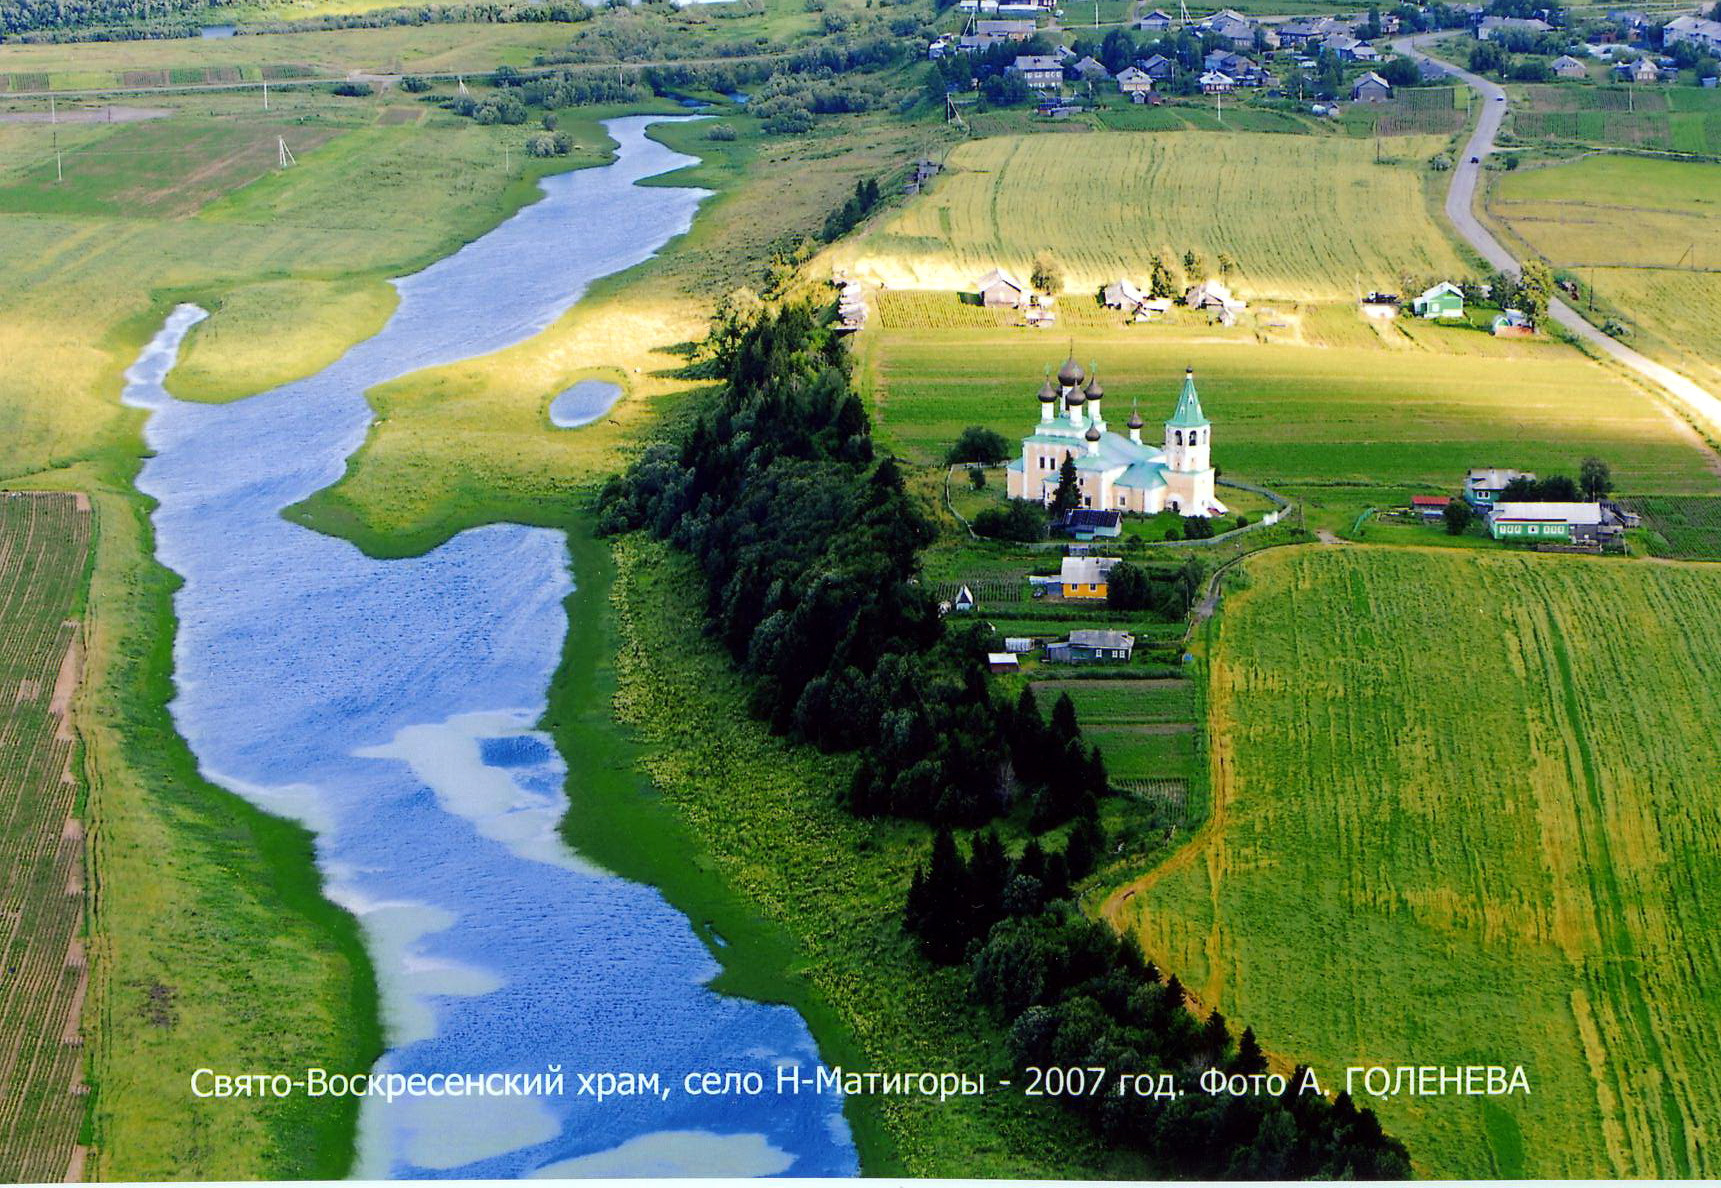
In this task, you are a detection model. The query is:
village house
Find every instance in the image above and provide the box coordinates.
[1058,555,1121,599]
[1465,467,1535,509]
[1136,7,1172,29]
[1666,12,1721,52]
[1005,358,1228,517]
[1075,54,1112,79]
[1012,53,1066,88]
[1411,281,1465,318]
[1047,629,1136,664]
[1136,53,1177,81]
[1103,277,1146,308]
[976,18,1037,39]
[1487,502,1618,545]
[976,268,1028,308]
[1200,69,1237,93]
[1200,8,1276,48]
[1551,53,1589,77]
[1350,70,1393,100]
[1116,65,1155,94]
[1186,279,1245,317]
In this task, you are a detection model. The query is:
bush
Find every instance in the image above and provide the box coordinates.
[1030,253,1063,294]
[973,500,1048,542]
[1233,514,1250,531]
[399,74,431,93]
[331,81,374,97]
[946,425,1012,465]
[525,131,573,157]
[1181,514,1215,540]
[706,122,738,141]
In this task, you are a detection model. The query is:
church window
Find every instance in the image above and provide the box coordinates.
[1175,430,1183,446]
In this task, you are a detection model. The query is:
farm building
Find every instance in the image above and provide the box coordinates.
[1350,71,1393,101]
[1411,494,1451,521]
[987,652,1020,672]
[1492,308,1534,336]
[1551,54,1589,77]
[1059,508,1123,539]
[1003,637,1036,653]
[1136,8,1172,29]
[1047,629,1136,664]
[1411,281,1465,318]
[976,18,1036,38]
[1058,555,1121,599]
[1006,360,1228,518]
[1116,66,1155,94]
[1185,279,1244,314]
[1012,54,1066,88]
[1465,467,1536,508]
[1477,15,1551,38]
[976,268,1028,308]
[1488,501,1612,544]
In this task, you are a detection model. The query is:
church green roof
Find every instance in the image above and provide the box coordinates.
[1166,368,1209,429]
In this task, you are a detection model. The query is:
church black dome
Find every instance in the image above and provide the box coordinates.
[1084,423,1102,442]
[1058,356,1085,387]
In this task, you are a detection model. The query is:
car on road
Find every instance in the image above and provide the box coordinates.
[1470,155,1479,163]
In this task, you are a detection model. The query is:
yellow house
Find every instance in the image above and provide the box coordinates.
[1060,556,1118,599]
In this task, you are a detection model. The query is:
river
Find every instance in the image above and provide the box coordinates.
[120,115,858,1179]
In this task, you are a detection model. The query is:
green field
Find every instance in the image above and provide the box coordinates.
[829,130,1468,301]
[1106,546,1721,1178]
[0,494,92,1184]
[863,328,1719,494]
[1510,83,1721,153]
[1490,153,1721,394]
[1625,495,1721,559]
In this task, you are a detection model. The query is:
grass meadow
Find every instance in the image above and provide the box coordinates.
[1490,153,1721,395]
[827,131,1469,302]
[1106,546,1721,1179]
[861,327,1719,495]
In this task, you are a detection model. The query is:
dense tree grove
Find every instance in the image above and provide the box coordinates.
[905,801,1412,1178]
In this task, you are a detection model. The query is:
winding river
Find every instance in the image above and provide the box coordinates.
[122,116,858,1179]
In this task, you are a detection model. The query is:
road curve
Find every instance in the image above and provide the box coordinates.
[1395,34,1721,435]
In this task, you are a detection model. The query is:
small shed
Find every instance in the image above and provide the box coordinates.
[987,652,1021,673]
[1411,494,1451,521]
[1350,70,1392,101]
[1003,637,1036,653]
[1492,309,1534,337]
[953,584,977,612]
[1060,509,1123,540]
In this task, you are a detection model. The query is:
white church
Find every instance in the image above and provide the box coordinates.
[1004,357,1226,517]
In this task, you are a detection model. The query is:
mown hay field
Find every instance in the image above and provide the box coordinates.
[1490,154,1721,393]
[0,493,91,1184]
[864,329,1719,493]
[829,131,1467,302]
[1106,547,1721,1178]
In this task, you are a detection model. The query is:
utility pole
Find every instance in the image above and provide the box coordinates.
[277,136,296,169]
[263,79,269,110]
[49,95,55,124]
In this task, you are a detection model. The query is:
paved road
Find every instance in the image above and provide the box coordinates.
[1396,34,1721,435]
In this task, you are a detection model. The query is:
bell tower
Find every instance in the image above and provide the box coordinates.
[1164,367,1210,473]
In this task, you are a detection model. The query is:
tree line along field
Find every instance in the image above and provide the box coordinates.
[1104,546,1721,1179]
[826,131,1469,303]
[863,328,1720,495]
[1488,153,1721,395]
[0,493,92,1184]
